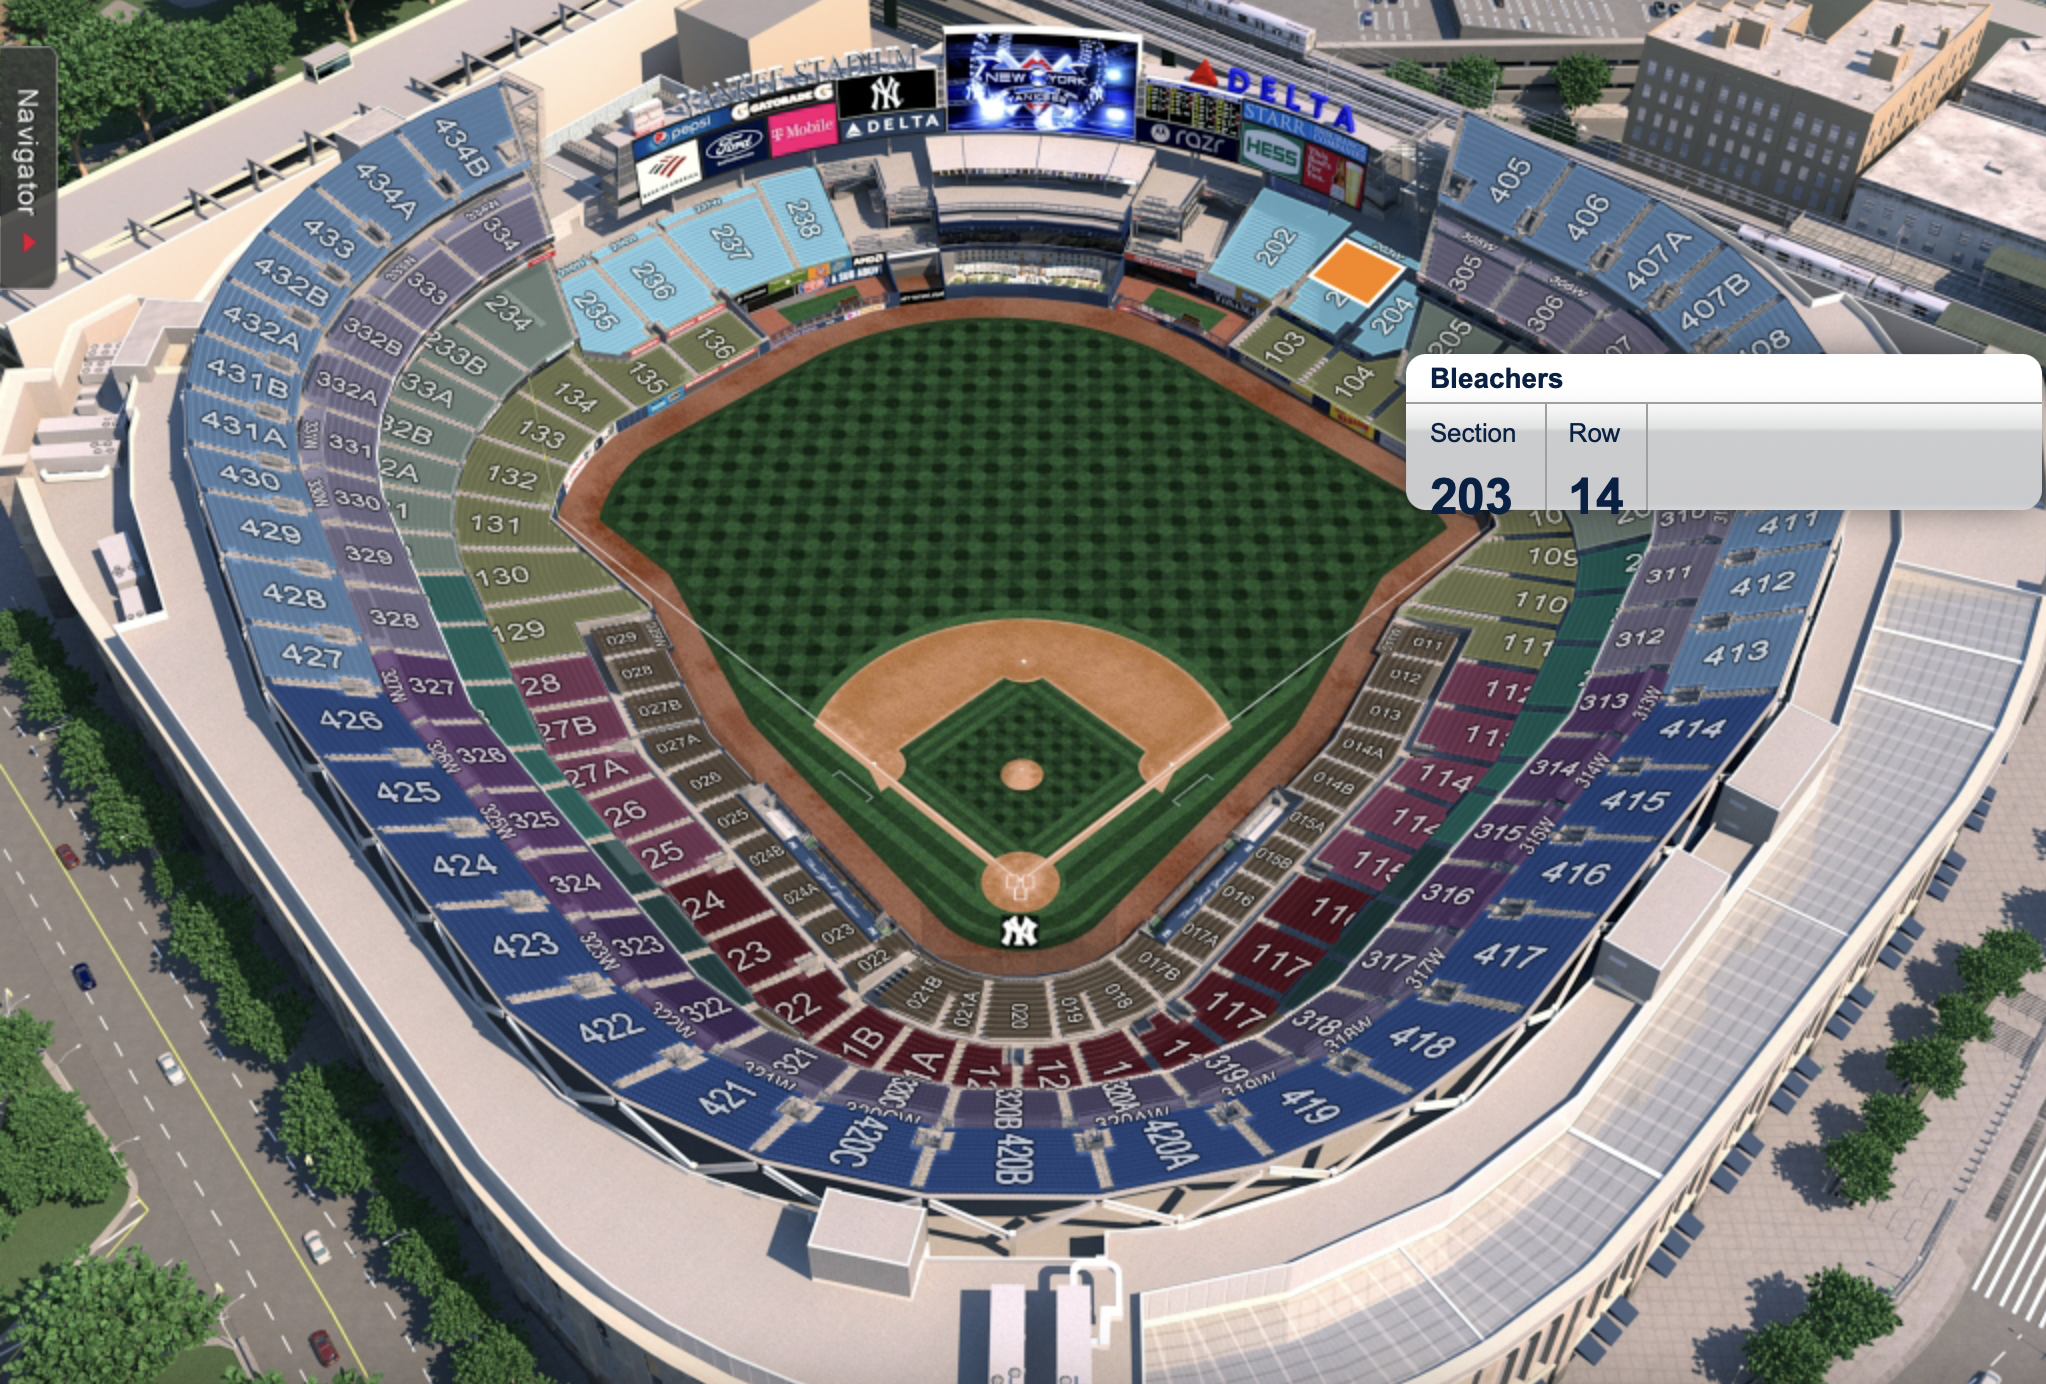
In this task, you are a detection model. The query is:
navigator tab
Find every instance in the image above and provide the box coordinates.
[0,47,57,291]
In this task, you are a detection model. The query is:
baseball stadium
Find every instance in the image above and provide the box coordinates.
[0,2,2038,1382]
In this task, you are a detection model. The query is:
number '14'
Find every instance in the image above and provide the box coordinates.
[1570,476,1622,513]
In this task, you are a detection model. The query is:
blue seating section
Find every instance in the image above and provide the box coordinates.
[323,139,451,243]
[1207,188,1352,302]
[439,905,592,1001]
[1446,119,1570,238]
[755,168,853,269]
[400,86,529,192]
[1520,168,1650,271]
[1667,613,1808,691]
[556,264,653,356]
[267,187,378,283]
[1724,509,1842,552]
[598,234,716,334]
[1349,279,1421,354]
[1696,547,1831,620]
[1597,204,1718,311]
[204,282,323,369]
[186,335,301,418]
[664,193,795,296]
[228,239,349,330]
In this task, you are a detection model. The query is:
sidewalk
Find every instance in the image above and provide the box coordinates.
[1592,707,2046,1382]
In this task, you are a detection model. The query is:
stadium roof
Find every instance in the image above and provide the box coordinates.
[1857,105,2046,242]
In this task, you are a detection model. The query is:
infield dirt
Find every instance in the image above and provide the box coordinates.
[559,299,1478,975]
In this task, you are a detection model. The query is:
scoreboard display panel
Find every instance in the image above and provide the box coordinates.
[1141,80,1242,137]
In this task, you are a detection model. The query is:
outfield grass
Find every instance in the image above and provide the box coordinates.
[606,319,1439,944]
[902,680,1145,857]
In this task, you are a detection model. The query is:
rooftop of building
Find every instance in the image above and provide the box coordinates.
[672,0,819,41]
[1967,33,2046,101]
[1646,0,1988,108]
[1858,102,2046,242]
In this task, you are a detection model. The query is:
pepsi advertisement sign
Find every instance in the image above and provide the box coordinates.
[631,106,733,163]
[699,121,772,174]
[944,27,1140,140]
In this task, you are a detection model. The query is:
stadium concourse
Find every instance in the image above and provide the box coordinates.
[2,35,2039,1384]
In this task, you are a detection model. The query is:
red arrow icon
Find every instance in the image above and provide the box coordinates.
[19,233,32,252]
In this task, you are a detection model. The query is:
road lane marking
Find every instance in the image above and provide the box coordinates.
[0,755,371,1371]
[211,1209,222,1226]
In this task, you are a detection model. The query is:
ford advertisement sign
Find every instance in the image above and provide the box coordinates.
[700,122,771,173]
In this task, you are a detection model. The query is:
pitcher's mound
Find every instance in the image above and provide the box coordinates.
[1001,759,1044,792]
[982,852,1061,914]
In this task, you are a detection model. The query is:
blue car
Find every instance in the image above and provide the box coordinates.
[71,962,96,992]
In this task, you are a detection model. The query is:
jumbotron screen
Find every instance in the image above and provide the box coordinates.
[944,27,1142,139]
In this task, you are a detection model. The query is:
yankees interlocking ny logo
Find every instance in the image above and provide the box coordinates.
[1000,916,1039,947]
[871,77,902,111]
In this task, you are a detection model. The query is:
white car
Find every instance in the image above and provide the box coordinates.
[303,1229,331,1266]
[156,1053,185,1087]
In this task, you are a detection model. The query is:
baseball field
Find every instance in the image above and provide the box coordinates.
[602,317,1440,949]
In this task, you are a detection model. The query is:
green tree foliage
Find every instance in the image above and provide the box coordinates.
[1801,1265,1901,1359]
[165,892,309,1064]
[1552,51,1613,108]
[111,11,181,142]
[427,1273,496,1345]
[1935,989,1996,1045]
[1441,55,1503,110]
[1958,927,2046,1003]
[7,1246,220,1384]
[1387,59,1438,95]
[0,1010,55,1090]
[11,644,68,723]
[52,717,111,796]
[311,0,363,45]
[0,1080,127,1213]
[220,5,298,93]
[1822,1128,1895,1205]
[450,1321,558,1384]
[5,0,98,42]
[1886,1032,1967,1099]
[279,1064,395,1199]
[88,782,155,858]
[1743,1317,1833,1384]
[1857,1089,1928,1154]
[150,850,209,903]
[164,19,240,118]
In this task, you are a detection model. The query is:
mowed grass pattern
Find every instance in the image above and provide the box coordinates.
[604,320,1441,944]
[903,680,1145,857]
[606,320,1440,712]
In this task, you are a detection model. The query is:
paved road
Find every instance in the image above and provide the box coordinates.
[0,485,587,1382]
[6,0,648,325]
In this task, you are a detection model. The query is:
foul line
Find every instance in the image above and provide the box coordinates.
[0,756,369,1376]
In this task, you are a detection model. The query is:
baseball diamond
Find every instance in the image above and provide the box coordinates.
[601,318,1441,949]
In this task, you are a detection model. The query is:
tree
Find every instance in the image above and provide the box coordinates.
[50,17,120,179]
[6,0,96,41]
[1858,1090,1928,1153]
[1551,51,1613,109]
[0,1010,55,1091]
[111,11,181,142]
[1822,1129,1895,1205]
[52,718,111,796]
[219,5,297,93]
[1886,1032,1967,1100]
[312,0,362,45]
[0,1081,126,1212]
[1387,59,1438,95]
[7,1246,221,1384]
[11,644,69,723]
[280,1065,379,1198]
[1743,1318,1832,1384]
[163,20,238,119]
[1935,989,1996,1046]
[1441,55,1502,110]
[427,1274,494,1345]
[1958,928,2046,1003]
[88,782,155,858]
[1801,1265,1900,1359]
[450,1321,553,1384]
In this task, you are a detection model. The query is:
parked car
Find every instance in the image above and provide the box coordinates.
[70,962,95,992]
[310,1330,337,1366]
[55,843,78,869]
[156,1052,185,1086]
[1968,1372,2003,1384]
[303,1229,331,1266]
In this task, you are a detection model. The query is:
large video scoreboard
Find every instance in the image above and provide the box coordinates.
[1142,81,1241,137]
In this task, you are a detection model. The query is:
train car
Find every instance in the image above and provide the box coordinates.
[1150,0,1318,58]
[1734,224,1950,322]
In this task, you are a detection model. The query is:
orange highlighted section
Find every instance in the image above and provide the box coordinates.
[1307,240,1404,311]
